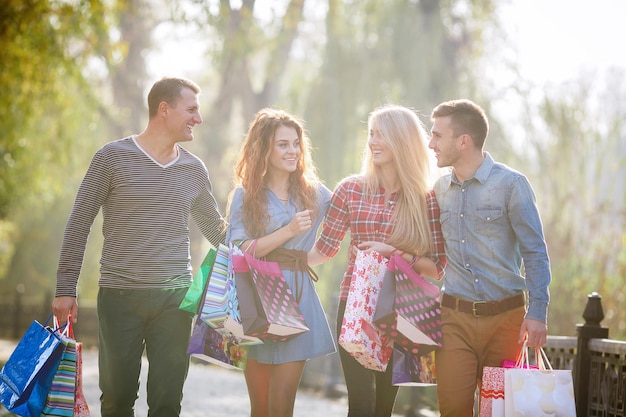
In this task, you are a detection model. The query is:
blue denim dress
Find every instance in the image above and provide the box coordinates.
[226,186,336,363]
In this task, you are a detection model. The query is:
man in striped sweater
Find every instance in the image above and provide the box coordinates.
[53,77,227,417]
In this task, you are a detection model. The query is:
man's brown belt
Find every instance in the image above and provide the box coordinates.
[441,293,526,317]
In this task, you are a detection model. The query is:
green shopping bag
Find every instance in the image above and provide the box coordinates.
[179,247,218,314]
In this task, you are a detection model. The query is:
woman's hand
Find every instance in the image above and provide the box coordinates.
[358,241,394,256]
[252,209,314,257]
[286,209,313,237]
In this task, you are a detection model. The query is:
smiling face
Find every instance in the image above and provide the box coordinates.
[166,87,203,143]
[429,115,462,169]
[368,122,394,167]
[267,125,301,176]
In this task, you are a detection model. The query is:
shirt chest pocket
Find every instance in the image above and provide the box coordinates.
[471,208,505,235]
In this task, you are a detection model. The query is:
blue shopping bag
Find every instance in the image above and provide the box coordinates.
[0,318,65,417]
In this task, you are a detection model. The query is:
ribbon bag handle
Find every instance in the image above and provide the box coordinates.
[514,339,530,369]
[244,239,258,256]
[52,314,73,338]
[514,339,554,371]
[535,345,553,371]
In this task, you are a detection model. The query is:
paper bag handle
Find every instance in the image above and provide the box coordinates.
[514,339,554,371]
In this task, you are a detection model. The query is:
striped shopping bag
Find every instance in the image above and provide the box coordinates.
[200,244,234,329]
[41,320,78,417]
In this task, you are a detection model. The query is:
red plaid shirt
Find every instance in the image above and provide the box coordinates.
[315,177,446,300]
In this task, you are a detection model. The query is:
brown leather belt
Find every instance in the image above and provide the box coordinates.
[441,293,526,317]
[265,248,318,302]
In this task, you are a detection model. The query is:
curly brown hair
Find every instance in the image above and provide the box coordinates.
[230,108,321,238]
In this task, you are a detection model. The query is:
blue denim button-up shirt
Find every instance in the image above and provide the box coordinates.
[433,153,551,323]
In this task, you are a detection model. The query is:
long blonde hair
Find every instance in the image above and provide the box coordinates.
[230,108,320,237]
[361,104,433,255]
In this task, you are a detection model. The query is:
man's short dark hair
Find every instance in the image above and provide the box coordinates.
[147,77,201,118]
[431,99,489,149]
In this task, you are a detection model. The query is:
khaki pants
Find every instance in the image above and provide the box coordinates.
[435,305,525,417]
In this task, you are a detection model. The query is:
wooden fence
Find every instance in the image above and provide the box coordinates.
[542,292,626,417]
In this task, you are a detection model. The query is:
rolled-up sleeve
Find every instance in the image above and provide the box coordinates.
[426,190,446,280]
[315,182,350,258]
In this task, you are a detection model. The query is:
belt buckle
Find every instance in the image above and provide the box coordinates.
[472,301,487,317]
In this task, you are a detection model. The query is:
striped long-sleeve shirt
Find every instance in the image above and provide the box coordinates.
[55,136,227,297]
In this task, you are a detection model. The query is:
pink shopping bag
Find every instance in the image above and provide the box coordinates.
[231,249,309,342]
[374,254,442,356]
[338,250,393,371]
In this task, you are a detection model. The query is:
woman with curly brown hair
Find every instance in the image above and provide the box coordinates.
[226,107,336,417]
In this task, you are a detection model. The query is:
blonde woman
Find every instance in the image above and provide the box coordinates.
[309,104,446,417]
[227,108,335,417]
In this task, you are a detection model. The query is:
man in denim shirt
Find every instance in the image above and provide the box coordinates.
[429,99,551,416]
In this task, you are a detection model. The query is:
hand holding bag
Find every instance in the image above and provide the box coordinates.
[0,316,65,417]
[374,254,442,355]
[338,250,393,371]
[503,341,576,416]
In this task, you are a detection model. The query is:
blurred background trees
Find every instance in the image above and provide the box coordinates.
[1,0,624,343]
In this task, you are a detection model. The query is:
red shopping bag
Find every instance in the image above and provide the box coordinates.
[73,342,90,417]
[479,347,539,417]
[338,250,393,371]
[374,254,442,355]
[480,366,505,417]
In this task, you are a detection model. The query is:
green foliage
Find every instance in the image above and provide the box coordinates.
[0,0,108,218]
[0,79,106,298]
[0,0,111,298]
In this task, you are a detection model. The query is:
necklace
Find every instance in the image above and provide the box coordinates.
[271,190,289,201]
[268,187,289,203]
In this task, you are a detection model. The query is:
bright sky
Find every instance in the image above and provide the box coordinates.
[500,0,626,85]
